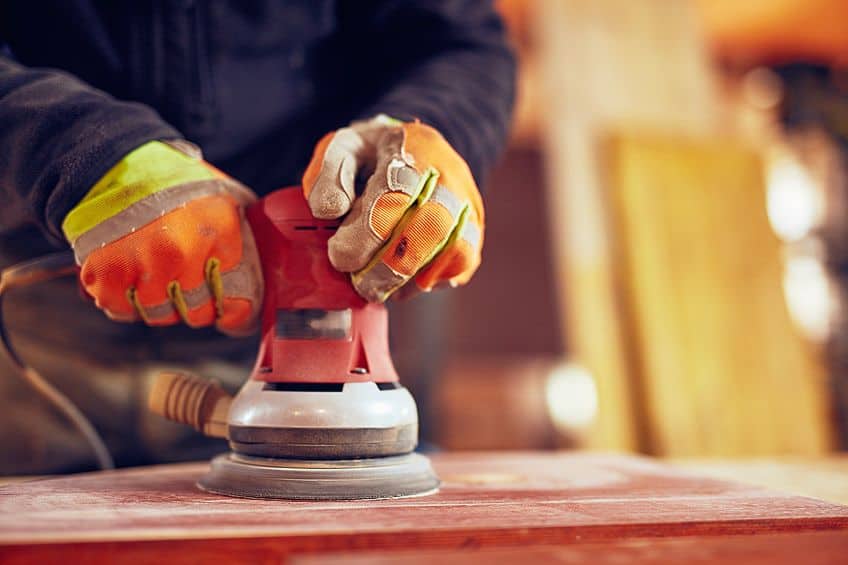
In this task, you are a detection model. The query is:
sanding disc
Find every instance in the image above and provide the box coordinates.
[198,452,440,500]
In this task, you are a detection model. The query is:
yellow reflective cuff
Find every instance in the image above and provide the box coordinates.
[62,141,217,242]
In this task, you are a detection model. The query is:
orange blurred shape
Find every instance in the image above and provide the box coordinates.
[698,0,848,65]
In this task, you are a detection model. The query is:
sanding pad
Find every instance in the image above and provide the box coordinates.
[198,452,440,500]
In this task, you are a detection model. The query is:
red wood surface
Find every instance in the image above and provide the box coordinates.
[292,530,848,565]
[1,452,847,564]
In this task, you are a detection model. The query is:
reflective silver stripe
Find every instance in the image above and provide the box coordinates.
[133,262,259,322]
[142,284,209,321]
[141,303,174,321]
[218,258,261,301]
[72,178,247,263]
[458,218,482,249]
[428,185,466,218]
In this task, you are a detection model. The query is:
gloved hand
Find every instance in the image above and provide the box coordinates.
[302,116,484,302]
[61,141,263,335]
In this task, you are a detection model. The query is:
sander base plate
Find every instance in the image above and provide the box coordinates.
[198,451,440,500]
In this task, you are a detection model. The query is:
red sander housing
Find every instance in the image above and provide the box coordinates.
[194,187,439,499]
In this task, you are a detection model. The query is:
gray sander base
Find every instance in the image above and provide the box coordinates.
[227,424,418,459]
[198,452,441,500]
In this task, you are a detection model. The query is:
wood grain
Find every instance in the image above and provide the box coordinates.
[1,452,846,564]
[607,134,833,456]
[292,530,848,565]
[672,456,848,505]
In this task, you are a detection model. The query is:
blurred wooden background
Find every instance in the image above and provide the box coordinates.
[427,0,843,456]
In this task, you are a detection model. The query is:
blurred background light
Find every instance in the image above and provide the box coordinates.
[545,363,598,433]
[783,251,835,342]
[766,153,823,242]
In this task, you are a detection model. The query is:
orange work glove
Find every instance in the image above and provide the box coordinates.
[302,116,484,302]
[61,141,263,335]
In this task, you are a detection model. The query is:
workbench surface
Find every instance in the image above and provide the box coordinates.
[1,452,846,563]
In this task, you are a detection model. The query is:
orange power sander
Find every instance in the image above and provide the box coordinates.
[0,186,440,500]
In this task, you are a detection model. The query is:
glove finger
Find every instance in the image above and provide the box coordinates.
[413,216,483,291]
[80,256,140,321]
[327,128,424,272]
[216,298,257,336]
[391,276,455,302]
[302,116,405,220]
[401,121,485,225]
[126,193,242,325]
[302,128,369,219]
[100,307,139,323]
[150,244,262,331]
[387,211,482,302]
[143,212,261,333]
[128,288,179,326]
[212,216,264,336]
[130,251,262,331]
[352,183,468,302]
[166,281,217,327]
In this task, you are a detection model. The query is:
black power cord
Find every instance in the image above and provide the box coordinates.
[0,251,114,470]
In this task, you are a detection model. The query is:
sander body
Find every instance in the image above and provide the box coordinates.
[228,187,416,459]
[152,187,440,500]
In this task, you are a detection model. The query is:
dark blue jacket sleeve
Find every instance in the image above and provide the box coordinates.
[343,0,516,186]
[0,56,180,240]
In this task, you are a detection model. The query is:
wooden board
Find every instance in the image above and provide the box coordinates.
[672,456,848,505]
[1,452,846,564]
[608,134,833,456]
[293,531,848,564]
